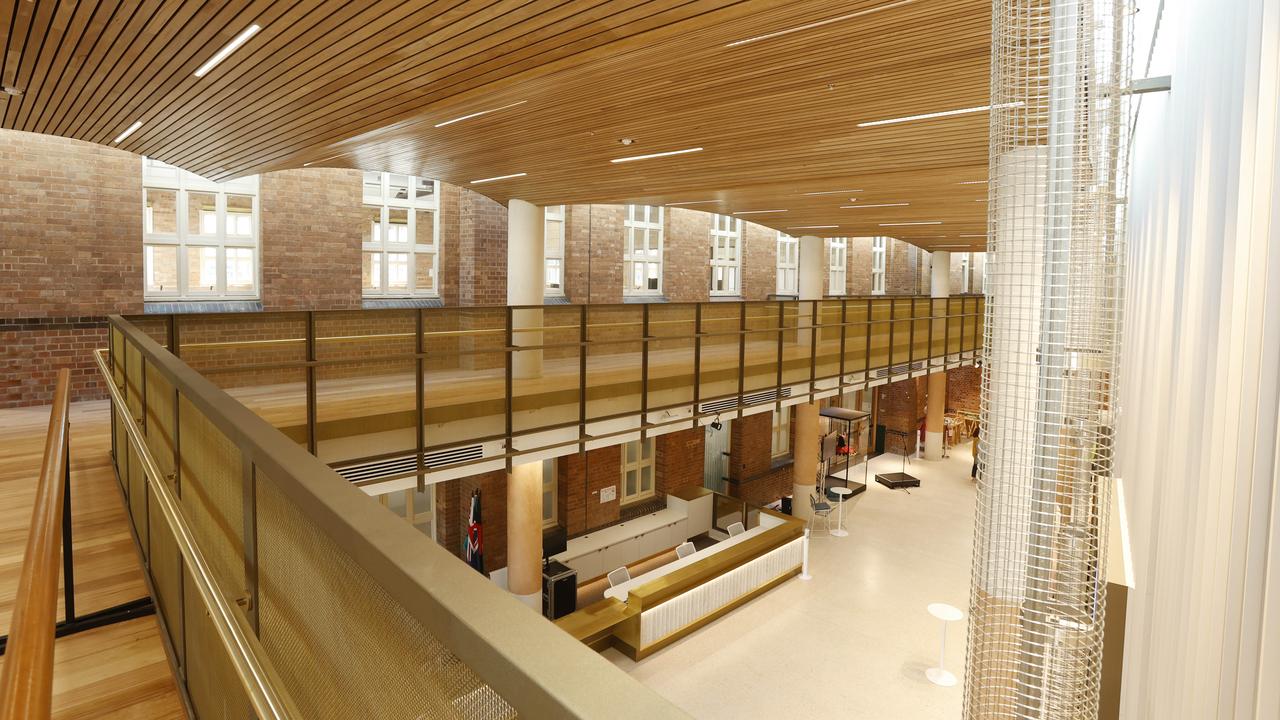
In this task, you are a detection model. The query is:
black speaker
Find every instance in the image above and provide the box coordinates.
[542,560,577,620]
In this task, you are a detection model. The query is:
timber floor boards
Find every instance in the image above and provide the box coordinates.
[0,400,184,718]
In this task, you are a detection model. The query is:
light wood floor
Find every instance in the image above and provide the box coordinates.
[0,400,185,718]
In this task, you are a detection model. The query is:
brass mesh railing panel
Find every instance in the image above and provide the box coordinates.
[125,338,144,422]
[126,443,148,558]
[147,488,185,667]
[177,394,246,601]
[145,364,176,481]
[184,566,255,719]
[255,476,517,720]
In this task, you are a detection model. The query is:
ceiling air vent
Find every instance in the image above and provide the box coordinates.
[699,387,791,415]
[333,444,484,483]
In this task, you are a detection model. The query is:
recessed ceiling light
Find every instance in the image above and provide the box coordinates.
[840,202,910,209]
[302,152,348,167]
[665,200,722,206]
[610,147,703,164]
[974,198,988,202]
[856,101,1023,128]
[113,121,143,144]
[470,172,527,184]
[726,0,918,48]
[434,100,528,128]
[879,221,942,226]
[957,180,987,185]
[1,85,22,97]
[800,189,864,196]
[959,234,987,238]
[788,225,839,229]
[733,209,788,215]
[194,24,261,78]
[933,244,971,248]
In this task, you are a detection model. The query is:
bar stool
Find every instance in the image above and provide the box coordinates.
[925,602,965,687]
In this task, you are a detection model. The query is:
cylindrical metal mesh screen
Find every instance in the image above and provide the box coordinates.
[966,0,1130,717]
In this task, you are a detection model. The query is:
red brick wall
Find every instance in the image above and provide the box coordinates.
[877,376,926,454]
[886,237,924,295]
[742,221,778,300]
[664,208,711,302]
[946,365,982,413]
[259,168,364,311]
[655,427,704,496]
[436,471,508,574]
[0,129,143,407]
[848,238,874,296]
[728,410,794,507]
[560,445,623,535]
[457,189,508,307]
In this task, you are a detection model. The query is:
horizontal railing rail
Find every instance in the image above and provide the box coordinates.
[102,314,690,719]
[0,370,70,720]
[125,295,984,482]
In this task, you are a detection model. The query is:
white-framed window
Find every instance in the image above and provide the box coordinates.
[776,232,798,295]
[709,214,742,296]
[544,205,566,295]
[620,438,656,504]
[624,205,664,296]
[378,485,435,540]
[362,172,440,297]
[142,158,259,299]
[542,458,558,528]
[771,407,791,459]
[960,252,971,293]
[871,236,887,295]
[828,238,847,296]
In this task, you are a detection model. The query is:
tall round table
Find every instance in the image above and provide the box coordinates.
[926,602,965,687]
[829,486,852,537]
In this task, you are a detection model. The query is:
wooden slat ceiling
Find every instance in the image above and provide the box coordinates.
[1,0,991,249]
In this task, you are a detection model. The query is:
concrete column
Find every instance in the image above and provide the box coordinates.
[506,459,543,610]
[791,402,819,521]
[507,198,543,379]
[797,235,824,301]
[924,250,950,460]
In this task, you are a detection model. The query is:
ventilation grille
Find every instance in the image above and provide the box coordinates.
[333,444,484,483]
[873,361,927,379]
[699,387,791,415]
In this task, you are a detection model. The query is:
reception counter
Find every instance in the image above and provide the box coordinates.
[556,487,805,660]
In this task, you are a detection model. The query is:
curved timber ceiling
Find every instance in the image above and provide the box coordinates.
[0,0,990,249]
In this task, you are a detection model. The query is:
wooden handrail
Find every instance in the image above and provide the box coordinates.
[0,369,72,720]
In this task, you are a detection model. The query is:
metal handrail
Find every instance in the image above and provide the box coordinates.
[0,370,71,720]
[92,350,298,720]
[103,316,690,719]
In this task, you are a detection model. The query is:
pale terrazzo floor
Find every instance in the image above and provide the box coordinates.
[606,446,977,719]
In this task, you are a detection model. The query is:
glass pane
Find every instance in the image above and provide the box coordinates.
[144,245,178,293]
[546,259,561,289]
[647,263,659,290]
[626,470,637,496]
[388,174,410,201]
[414,177,434,201]
[225,248,254,292]
[412,486,432,515]
[544,219,562,255]
[363,171,382,199]
[414,252,435,294]
[642,439,651,460]
[542,491,553,523]
[626,441,637,462]
[641,467,652,492]
[413,209,434,246]
[387,208,409,243]
[144,188,178,234]
[362,251,381,291]
[361,206,381,244]
[387,252,409,290]
[226,194,253,237]
[188,191,217,236]
[385,490,408,518]
[186,246,218,291]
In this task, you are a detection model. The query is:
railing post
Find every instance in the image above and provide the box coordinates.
[692,304,702,429]
[864,299,873,390]
[61,422,75,625]
[415,309,426,492]
[908,297,917,376]
[504,306,514,473]
[774,301,784,417]
[945,297,953,367]
[958,296,967,364]
[808,300,817,399]
[578,305,587,454]
[306,311,317,456]
[641,304,650,441]
[838,299,848,397]
[736,303,746,418]
[241,456,259,634]
[887,297,896,377]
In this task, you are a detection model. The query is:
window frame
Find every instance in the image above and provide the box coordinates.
[377,485,436,541]
[619,438,657,504]
[361,171,441,298]
[623,205,664,296]
[871,237,887,295]
[709,214,743,296]
[960,252,971,293]
[544,205,566,296]
[828,238,848,296]
[771,407,792,459]
[142,158,260,300]
[776,232,799,295]
[542,458,559,528]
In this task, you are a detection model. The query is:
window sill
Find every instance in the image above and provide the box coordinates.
[544,295,571,305]
[144,300,262,314]
[709,294,744,302]
[622,295,668,304]
[361,297,444,309]
[769,455,794,471]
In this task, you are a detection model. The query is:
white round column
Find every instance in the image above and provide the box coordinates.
[507,198,544,379]
[924,250,950,460]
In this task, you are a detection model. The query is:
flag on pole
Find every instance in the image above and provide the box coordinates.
[465,489,484,573]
